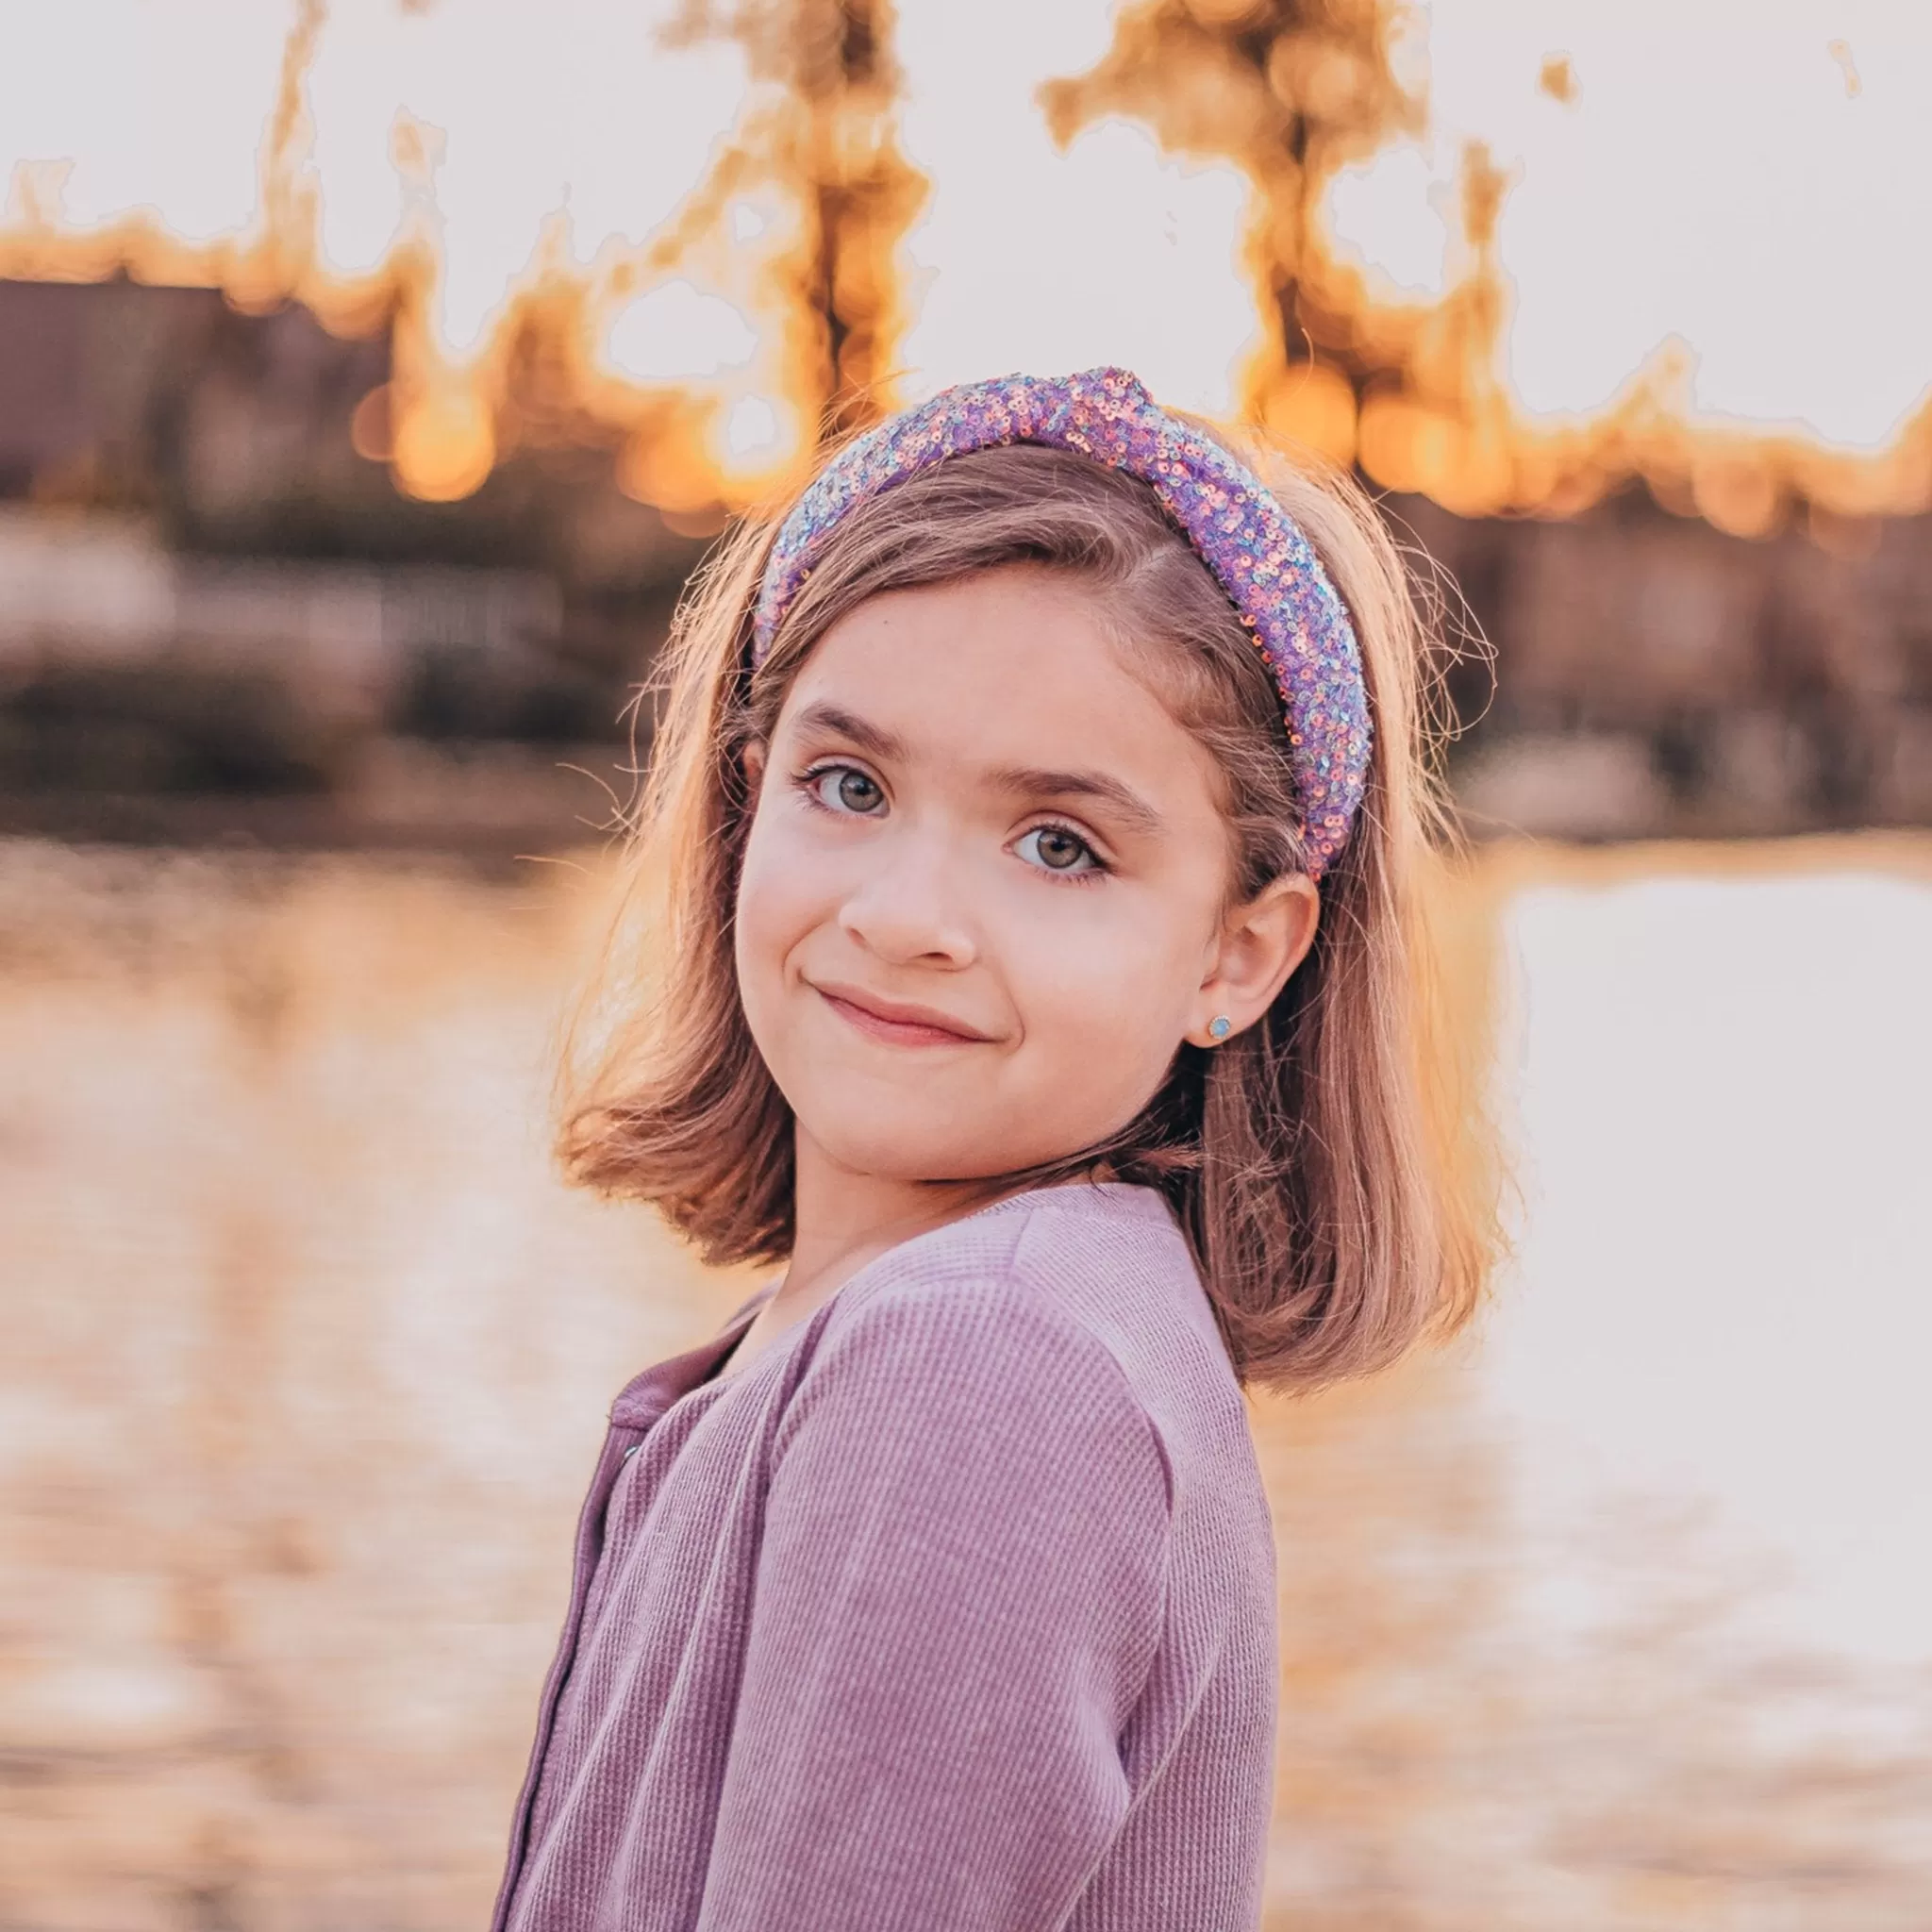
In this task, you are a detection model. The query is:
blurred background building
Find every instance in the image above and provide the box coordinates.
[0,275,704,847]
[0,267,1925,851]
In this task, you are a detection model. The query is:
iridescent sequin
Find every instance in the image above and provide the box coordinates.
[752,367,1372,877]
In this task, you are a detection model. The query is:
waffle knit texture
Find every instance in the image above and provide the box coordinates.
[491,1181,1278,1932]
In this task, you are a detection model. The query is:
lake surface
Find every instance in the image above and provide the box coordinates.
[2,835,1926,1930]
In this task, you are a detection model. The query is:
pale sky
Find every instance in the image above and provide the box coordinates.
[3,0,1929,449]
[1332,0,1932,448]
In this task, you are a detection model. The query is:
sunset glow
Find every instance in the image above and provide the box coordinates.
[6,0,1929,508]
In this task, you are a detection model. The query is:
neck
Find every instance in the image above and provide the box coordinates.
[781,1126,1020,1306]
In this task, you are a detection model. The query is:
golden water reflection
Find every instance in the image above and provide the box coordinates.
[2,838,1927,1930]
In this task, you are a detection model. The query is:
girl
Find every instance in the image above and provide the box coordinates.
[491,368,1491,1932]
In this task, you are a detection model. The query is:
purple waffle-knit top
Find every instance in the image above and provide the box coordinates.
[491,1181,1278,1932]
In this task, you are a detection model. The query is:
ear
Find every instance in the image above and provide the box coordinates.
[741,738,768,792]
[1186,874,1321,1049]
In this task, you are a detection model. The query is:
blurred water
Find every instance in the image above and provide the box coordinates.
[1,837,1926,1931]
[1489,862,1932,1670]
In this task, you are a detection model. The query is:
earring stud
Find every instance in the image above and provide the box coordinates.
[1208,1015,1232,1041]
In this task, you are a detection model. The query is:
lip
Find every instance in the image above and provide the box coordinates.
[811,980,994,1047]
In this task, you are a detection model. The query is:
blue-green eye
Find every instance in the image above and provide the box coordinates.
[1016,824,1101,875]
[807,765,886,815]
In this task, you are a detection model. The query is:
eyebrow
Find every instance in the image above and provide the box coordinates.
[988,764,1167,839]
[791,701,908,765]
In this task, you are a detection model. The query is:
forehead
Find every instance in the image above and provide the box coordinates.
[775,566,1217,800]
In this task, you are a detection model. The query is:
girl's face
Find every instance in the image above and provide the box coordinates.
[734,564,1317,1185]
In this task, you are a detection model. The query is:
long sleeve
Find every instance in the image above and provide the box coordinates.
[694,1274,1176,1932]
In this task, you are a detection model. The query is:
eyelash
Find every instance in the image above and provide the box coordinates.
[793,761,878,818]
[1014,822,1111,886]
[791,761,1113,886]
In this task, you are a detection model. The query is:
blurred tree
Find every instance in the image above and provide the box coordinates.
[1041,1,1433,473]
[661,0,929,440]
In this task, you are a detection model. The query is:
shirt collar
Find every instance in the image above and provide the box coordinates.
[608,1287,778,1431]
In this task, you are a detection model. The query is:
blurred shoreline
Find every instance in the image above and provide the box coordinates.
[7,736,1932,867]
[0,737,633,866]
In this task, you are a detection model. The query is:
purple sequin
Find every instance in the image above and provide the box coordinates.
[752,367,1372,877]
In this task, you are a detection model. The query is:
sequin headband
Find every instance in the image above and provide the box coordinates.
[751,366,1372,877]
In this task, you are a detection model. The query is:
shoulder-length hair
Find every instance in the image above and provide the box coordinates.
[556,433,1498,1392]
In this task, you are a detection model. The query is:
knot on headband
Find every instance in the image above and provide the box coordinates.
[751,366,1372,878]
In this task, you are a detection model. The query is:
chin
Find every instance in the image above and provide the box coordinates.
[802,1111,1057,1186]
[805,1123,998,1184]
[803,1097,1143,1182]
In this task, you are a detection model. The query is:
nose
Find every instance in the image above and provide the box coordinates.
[837,826,978,970]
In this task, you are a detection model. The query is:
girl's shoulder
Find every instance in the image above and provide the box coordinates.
[836,1178,1208,1334]
[789,1182,1243,1472]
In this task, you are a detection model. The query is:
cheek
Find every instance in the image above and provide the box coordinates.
[733,801,825,1002]
[1001,886,1207,1086]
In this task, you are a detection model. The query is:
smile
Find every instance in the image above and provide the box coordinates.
[811,982,992,1048]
